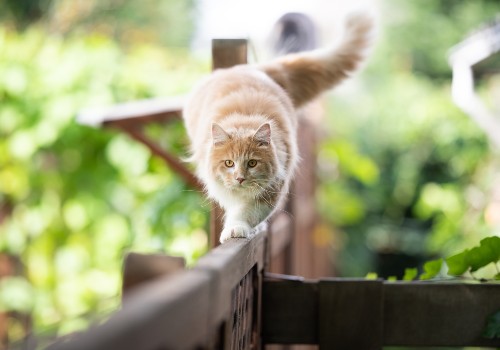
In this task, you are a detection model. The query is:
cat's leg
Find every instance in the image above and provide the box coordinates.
[219,203,272,243]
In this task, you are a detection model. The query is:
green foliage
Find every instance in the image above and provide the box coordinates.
[319,0,499,278]
[446,237,500,277]
[0,0,195,47]
[0,27,209,339]
[381,236,500,281]
[1,0,53,29]
[2,0,500,343]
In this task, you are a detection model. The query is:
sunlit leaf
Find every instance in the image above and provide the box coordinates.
[403,268,418,281]
[446,250,470,276]
[480,236,500,262]
[467,246,494,273]
[420,259,442,280]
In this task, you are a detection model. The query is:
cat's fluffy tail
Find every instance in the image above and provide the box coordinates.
[260,12,374,108]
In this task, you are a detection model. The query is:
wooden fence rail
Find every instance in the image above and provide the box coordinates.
[48,227,500,349]
[264,279,500,349]
[49,219,281,350]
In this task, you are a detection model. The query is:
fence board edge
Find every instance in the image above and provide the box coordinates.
[77,96,184,127]
[47,270,212,350]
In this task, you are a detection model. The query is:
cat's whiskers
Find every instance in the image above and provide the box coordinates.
[253,185,278,211]
[253,183,295,219]
[254,182,285,198]
[201,197,213,209]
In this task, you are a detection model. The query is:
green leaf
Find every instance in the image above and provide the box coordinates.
[403,268,418,281]
[420,259,442,280]
[446,250,470,276]
[483,311,500,339]
[365,272,378,280]
[387,276,398,282]
[480,236,500,262]
[466,246,495,272]
[444,236,500,276]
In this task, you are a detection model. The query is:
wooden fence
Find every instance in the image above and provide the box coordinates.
[47,227,500,349]
[46,39,500,350]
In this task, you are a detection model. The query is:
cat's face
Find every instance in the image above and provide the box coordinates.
[209,123,276,195]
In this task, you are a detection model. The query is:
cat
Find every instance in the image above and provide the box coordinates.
[183,13,374,243]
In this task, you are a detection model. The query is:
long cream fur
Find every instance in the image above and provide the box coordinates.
[183,13,374,243]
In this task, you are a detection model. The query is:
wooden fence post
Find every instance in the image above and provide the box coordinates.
[290,106,332,279]
[122,252,185,299]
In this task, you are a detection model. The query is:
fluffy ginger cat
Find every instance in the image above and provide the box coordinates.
[183,13,374,243]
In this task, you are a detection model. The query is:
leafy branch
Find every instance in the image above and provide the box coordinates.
[394,236,500,282]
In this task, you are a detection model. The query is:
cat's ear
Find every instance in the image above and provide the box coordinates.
[212,123,230,146]
[253,123,271,146]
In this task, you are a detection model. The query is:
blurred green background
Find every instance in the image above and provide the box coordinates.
[0,0,499,346]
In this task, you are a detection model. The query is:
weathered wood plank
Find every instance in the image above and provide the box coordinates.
[290,116,331,279]
[268,204,294,275]
[210,201,224,248]
[212,39,248,70]
[122,252,185,296]
[318,279,383,350]
[262,280,318,344]
[48,271,211,350]
[77,96,184,127]
[262,279,500,348]
[384,282,500,347]
[269,213,292,259]
[195,228,267,327]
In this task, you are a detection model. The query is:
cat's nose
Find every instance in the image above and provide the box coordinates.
[236,177,245,184]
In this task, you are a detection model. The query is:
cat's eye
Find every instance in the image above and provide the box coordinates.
[248,159,257,168]
[224,160,234,167]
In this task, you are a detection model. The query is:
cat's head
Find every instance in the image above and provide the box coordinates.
[209,122,277,195]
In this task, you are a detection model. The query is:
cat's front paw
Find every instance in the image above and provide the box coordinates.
[219,223,252,243]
